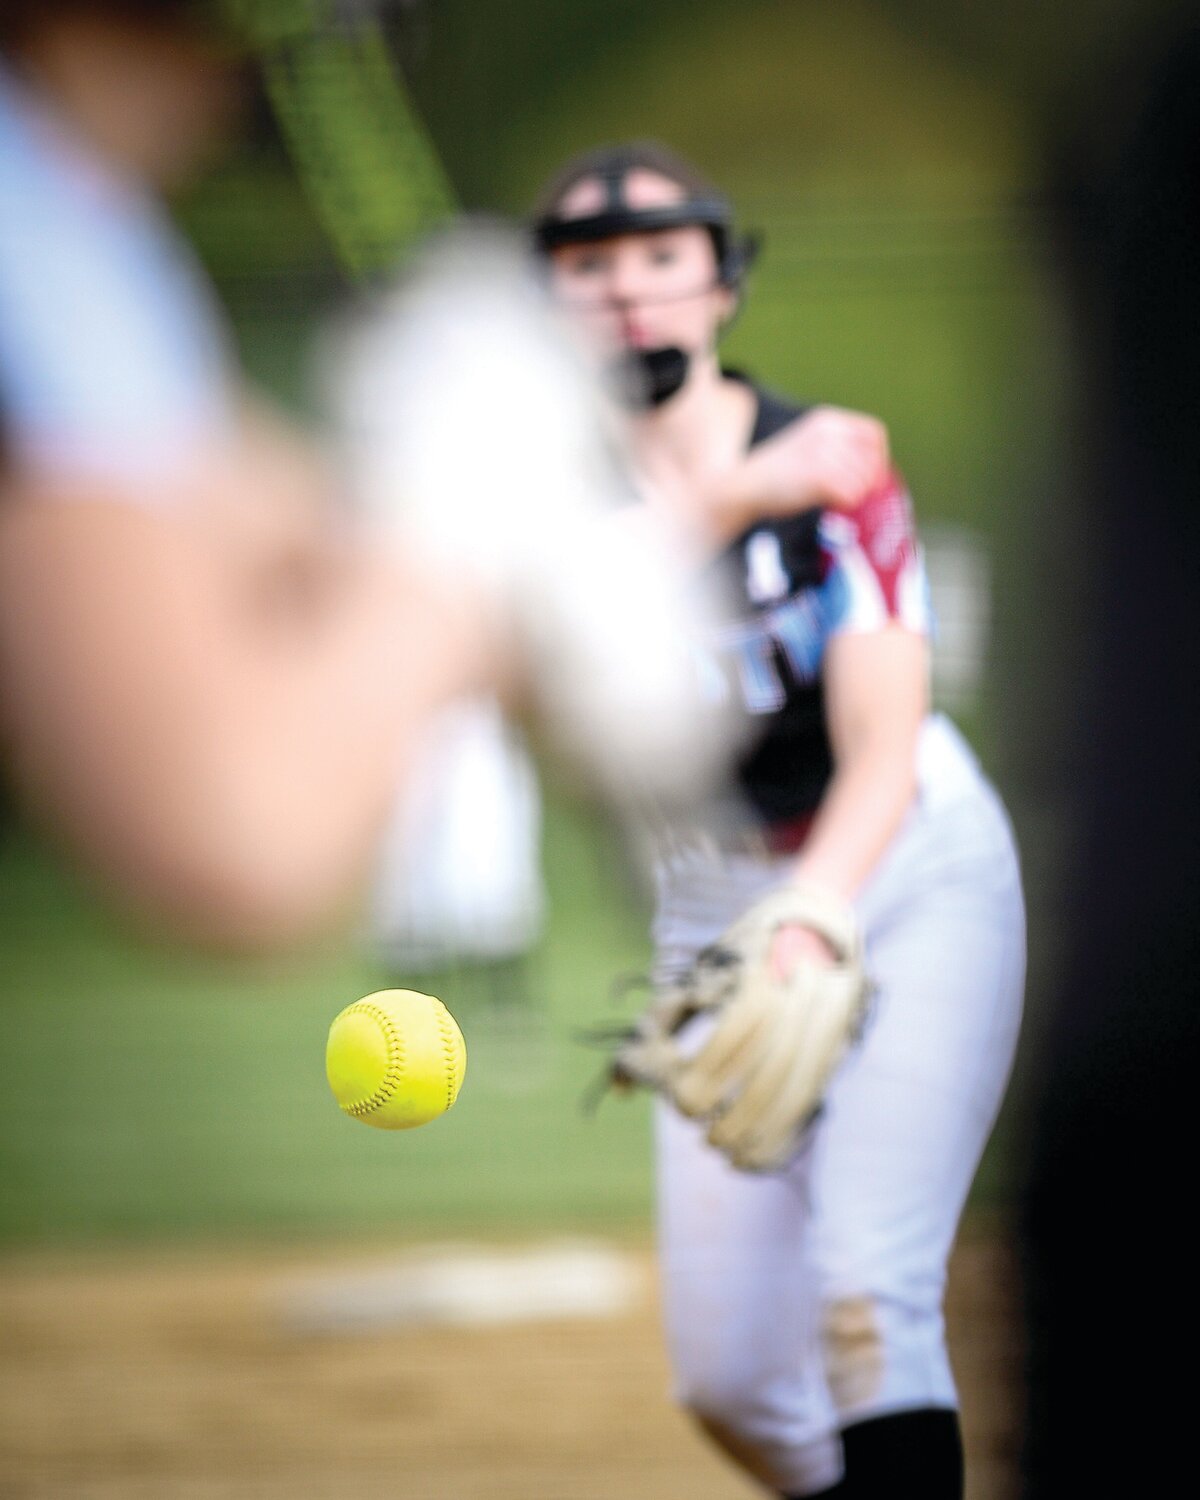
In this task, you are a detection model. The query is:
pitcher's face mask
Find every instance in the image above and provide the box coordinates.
[534,157,758,409]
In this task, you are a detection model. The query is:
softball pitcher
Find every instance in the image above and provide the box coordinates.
[533,142,1025,1499]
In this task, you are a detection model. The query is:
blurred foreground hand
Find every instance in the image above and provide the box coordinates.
[325,225,746,810]
[0,1,500,952]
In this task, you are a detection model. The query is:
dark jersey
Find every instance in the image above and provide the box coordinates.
[706,376,931,829]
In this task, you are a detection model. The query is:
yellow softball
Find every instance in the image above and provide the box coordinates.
[325,989,466,1130]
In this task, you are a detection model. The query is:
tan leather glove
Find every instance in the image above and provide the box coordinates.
[613,885,873,1171]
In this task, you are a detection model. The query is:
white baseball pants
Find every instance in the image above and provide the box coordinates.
[650,715,1025,1495]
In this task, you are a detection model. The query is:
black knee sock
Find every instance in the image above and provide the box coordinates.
[785,1407,964,1499]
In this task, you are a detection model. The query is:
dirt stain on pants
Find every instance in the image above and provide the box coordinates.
[822,1295,885,1412]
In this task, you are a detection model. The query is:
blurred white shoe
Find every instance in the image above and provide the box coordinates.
[326,222,742,805]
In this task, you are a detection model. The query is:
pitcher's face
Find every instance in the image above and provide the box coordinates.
[545,169,733,360]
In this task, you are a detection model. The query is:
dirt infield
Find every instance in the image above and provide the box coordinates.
[0,1221,1023,1500]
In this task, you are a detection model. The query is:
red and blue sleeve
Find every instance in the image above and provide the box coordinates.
[817,472,933,637]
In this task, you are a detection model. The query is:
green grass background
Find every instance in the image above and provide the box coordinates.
[0,797,658,1246]
[0,781,1019,1249]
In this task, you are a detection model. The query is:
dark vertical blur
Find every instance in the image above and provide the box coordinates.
[1020,17,1200,1495]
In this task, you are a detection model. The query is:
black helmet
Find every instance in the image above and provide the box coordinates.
[531,140,759,289]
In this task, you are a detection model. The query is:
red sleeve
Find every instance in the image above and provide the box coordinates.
[836,469,920,616]
[818,469,931,632]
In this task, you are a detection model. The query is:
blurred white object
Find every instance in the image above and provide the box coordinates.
[0,66,235,494]
[368,698,544,970]
[277,1240,645,1334]
[326,223,742,804]
[922,524,992,713]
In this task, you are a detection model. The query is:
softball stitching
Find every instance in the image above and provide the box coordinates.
[343,1000,406,1118]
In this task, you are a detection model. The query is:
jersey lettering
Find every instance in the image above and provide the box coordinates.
[771,590,826,684]
[723,622,787,715]
[715,588,826,717]
[745,529,790,604]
